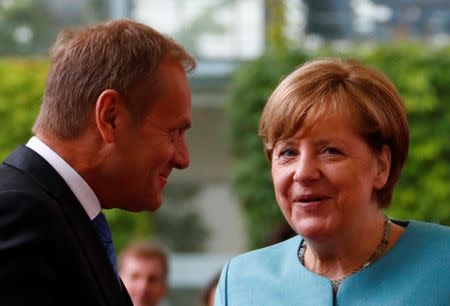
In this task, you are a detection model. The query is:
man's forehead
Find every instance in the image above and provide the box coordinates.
[123,256,163,273]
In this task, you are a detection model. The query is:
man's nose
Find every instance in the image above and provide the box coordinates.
[173,138,190,169]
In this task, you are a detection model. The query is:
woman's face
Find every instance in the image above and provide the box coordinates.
[271,114,390,240]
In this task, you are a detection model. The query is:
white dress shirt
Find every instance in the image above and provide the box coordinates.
[26,136,101,220]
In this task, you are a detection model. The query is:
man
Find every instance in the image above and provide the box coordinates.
[119,243,169,306]
[0,19,195,306]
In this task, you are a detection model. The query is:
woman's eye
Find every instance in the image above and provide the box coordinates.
[322,147,341,155]
[279,149,297,157]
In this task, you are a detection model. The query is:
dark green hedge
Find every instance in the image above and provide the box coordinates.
[228,46,450,248]
[0,58,47,159]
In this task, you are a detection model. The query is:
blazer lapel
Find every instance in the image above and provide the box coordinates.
[4,146,132,306]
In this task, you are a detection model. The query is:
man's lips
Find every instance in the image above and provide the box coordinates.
[159,175,168,188]
[160,168,171,182]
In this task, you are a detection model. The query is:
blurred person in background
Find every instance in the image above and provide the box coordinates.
[119,243,168,306]
[0,19,195,306]
[201,272,220,306]
[215,58,450,306]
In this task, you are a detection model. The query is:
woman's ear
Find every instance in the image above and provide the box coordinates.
[95,89,121,143]
[374,145,391,190]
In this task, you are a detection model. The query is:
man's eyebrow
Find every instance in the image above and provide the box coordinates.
[181,121,191,130]
[172,121,191,131]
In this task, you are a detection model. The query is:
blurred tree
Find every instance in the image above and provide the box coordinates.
[153,183,210,253]
[104,210,153,252]
[364,45,450,225]
[265,0,288,52]
[0,0,58,55]
[0,0,110,56]
[303,0,353,39]
[0,58,47,158]
[83,0,110,22]
[173,0,237,56]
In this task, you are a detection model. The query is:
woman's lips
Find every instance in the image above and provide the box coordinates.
[292,195,330,210]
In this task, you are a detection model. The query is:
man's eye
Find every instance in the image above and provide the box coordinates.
[175,128,184,135]
[171,129,182,140]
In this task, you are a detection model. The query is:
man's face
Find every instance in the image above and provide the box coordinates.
[107,58,191,211]
[120,255,167,306]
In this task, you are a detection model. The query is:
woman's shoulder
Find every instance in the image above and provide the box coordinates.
[405,220,450,239]
[225,235,301,274]
[395,220,450,259]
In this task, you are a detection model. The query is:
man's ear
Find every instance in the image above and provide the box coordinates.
[374,145,391,190]
[95,89,121,143]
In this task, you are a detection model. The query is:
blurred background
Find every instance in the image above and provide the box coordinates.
[1,0,449,305]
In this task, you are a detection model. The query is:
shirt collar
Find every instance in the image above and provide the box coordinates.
[26,136,101,220]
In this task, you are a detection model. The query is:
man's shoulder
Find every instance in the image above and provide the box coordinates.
[0,148,63,224]
[0,156,47,200]
[1,145,39,184]
[1,145,66,199]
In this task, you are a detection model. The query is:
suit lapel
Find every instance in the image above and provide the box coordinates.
[4,146,132,306]
[120,278,133,305]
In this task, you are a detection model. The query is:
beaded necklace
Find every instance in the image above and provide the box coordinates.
[298,216,392,292]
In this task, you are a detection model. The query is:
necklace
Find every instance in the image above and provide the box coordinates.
[298,216,392,292]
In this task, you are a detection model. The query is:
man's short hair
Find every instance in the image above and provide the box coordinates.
[118,242,168,277]
[33,19,196,139]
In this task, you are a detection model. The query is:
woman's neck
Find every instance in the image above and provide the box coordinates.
[302,212,393,280]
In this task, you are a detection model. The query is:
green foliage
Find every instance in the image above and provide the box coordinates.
[103,210,154,253]
[0,58,48,159]
[228,45,450,248]
[265,0,289,52]
[364,46,450,225]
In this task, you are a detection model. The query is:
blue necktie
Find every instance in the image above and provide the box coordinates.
[92,212,119,277]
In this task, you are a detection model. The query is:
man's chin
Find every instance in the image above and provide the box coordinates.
[143,195,163,212]
[121,198,162,212]
[147,202,162,212]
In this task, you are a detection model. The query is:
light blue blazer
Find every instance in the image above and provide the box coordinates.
[215,221,450,306]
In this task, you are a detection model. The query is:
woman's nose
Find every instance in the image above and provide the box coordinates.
[292,153,321,184]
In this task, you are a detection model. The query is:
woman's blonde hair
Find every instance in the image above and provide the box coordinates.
[259,58,409,208]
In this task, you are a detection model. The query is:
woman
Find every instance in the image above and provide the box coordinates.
[215,58,450,306]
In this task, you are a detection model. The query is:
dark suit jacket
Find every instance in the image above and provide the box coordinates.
[0,146,133,306]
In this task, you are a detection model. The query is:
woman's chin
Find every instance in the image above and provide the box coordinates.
[291,216,333,240]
